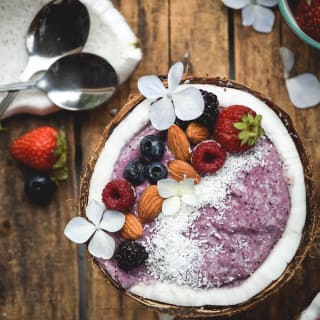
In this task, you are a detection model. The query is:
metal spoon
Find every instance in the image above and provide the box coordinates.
[0,53,118,111]
[0,0,90,117]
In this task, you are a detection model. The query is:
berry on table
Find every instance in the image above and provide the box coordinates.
[102,179,136,211]
[191,140,227,174]
[140,135,165,162]
[145,162,168,184]
[123,159,145,185]
[24,174,57,205]
[114,240,148,271]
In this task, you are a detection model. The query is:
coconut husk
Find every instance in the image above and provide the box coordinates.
[79,77,317,318]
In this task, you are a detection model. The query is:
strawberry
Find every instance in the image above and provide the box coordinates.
[214,105,264,153]
[295,0,320,42]
[9,126,68,180]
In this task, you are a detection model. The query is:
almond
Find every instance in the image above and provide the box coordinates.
[167,124,191,161]
[168,160,201,184]
[186,122,210,144]
[120,213,143,240]
[138,185,163,223]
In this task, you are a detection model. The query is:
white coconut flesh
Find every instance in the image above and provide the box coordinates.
[88,83,306,307]
[300,292,320,320]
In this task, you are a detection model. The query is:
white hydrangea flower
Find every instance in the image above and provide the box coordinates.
[157,179,198,216]
[222,0,277,33]
[64,200,125,259]
[279,46,320,109]
[137,62,204,130]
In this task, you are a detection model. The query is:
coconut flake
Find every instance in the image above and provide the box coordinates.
[252,5,275,33]
[279,47,295,79]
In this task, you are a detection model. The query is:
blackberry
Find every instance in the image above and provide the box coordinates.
[174,118,189,130]
[114,241,148,271]
[196,89,219,127]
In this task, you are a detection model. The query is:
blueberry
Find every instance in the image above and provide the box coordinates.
[140,135,165,162]
[24,174,57,205]
[145,162,167,184]
[123,159,145,185]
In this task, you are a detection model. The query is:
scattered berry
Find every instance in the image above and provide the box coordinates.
[9,126,67,174]
[123,159,145,185]
[145,162,168,184]
[175,118,190,130]
[24,174,57,205]
[114,240,148,271]
[191,140,227,174]
[102,179,135,211]
[140,135,165,162]
[214,105,264,153]
[295,0,320,42]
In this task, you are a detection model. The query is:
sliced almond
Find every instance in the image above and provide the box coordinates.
[167,124,191,161]
[120,213,143,240]
[168,160,201,184]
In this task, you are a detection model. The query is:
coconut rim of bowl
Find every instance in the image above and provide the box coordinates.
[79,76,317,318]
[278,0,320,50]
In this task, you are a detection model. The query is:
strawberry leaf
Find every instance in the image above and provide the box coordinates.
[306,0,312,5]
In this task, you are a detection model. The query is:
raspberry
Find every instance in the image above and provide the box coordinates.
[102,179,135,211]
[114,240,148,271]
[191,140,226,174]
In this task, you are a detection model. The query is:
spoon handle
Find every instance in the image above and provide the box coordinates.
[0,92,19,118]
[0,80,35,92]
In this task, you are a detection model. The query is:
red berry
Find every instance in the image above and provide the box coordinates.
[102,179,136,211]
[214,105,264,153]
[191,140,226,174]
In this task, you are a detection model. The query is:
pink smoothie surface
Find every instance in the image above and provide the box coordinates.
[96,124,290,290]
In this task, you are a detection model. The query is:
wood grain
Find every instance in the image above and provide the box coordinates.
[0,113,78,320]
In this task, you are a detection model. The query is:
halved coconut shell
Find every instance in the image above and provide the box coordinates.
[80,77,317,318]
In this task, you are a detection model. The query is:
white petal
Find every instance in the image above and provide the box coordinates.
[88,229,115,259]
[99,210,125,232]
[64,217,95,244]
[168,62,184,93]
[252,5,275,33]
[138,75,167,99]
[279,47,295,79]
[173,87,204,121]
[257,0,277,7]
[178,179,195,195]
[86,199,104,226]
[181,193,198,206]
[286,73,320,109]
[242,5,255,26]
[157,179,180,198]
[150,97,176,130]
[162,196,181,216]
[222,0,250,9]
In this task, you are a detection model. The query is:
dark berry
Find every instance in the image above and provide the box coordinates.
[102,179,135,211]
[140,135,165,162]
[175,118,189,130]
[114,240,148,271]
[195,89,219,128]
[191,140,226,174]
[123,159,145,185]
[24,174,57,205]
[145,162,168,184]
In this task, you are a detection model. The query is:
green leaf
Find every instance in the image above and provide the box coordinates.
[234,122,248,130]
[306,0,312,5]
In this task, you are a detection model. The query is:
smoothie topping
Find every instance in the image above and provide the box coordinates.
[186,121,210,144]
[140,135,165,162]
[137,62,204,130]
[120,213,144,240]
[167,124,191,161]
[167,160,201,184]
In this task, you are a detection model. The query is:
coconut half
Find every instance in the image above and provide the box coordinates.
[300,292,320,320]
[0,0,142,119]
[80,77,316,317]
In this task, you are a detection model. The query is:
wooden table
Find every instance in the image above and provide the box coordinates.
[0,1,319,319]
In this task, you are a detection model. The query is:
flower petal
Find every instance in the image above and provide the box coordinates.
[88,229,115,259]
[285,73,320,109]
[178,179,195,195]
[242,5,255,26]
[252,5,275,33]
[138,75,167,99]
[157,179,180,198]
[99,210,125,232]
[256,0,277,7]
[150,97,176,130]
[162,196,181,216]
[173,87,204,121]
[181,193,198,206]
[222,0,250,9]
[64,217,95,244]
[279,47,295,79]
[168,62,184,93]
[86,199,104,226]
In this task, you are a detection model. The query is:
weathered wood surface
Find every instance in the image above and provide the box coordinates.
[0,1,319,320]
